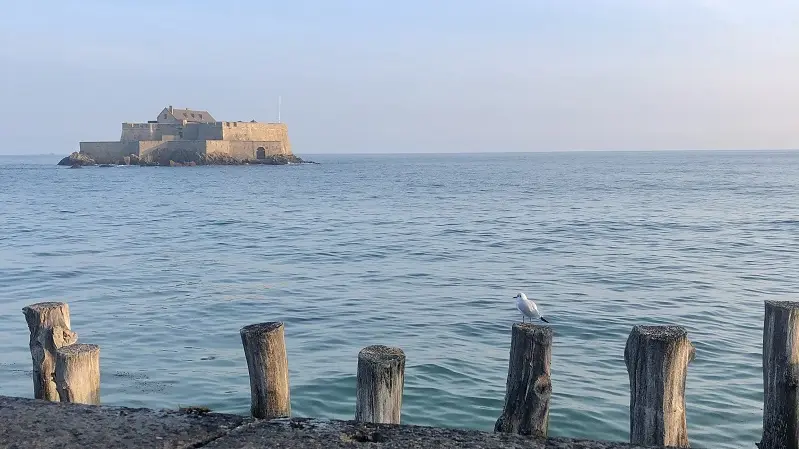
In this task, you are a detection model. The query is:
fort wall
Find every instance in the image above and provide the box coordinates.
[206,140,285,160]
[121,124,156,141]
[80,138,288,165]
[120,122,284,145]
[78,142,127,164]
[230,141,285,159]
[220,123,291,154]
[121,123,183,142]
[204,140,228,156]
[139,141,207,165]
[196,123,224,140]
[77,107,295,165]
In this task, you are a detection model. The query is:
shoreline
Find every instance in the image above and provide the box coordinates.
[0,395,659,448]
[56,151,317,167]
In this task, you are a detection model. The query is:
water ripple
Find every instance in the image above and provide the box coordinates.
[1,151,798,448]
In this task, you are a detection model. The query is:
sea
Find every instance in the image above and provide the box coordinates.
[1,150,797,448]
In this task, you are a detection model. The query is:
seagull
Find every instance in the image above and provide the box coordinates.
[514,292,549,323]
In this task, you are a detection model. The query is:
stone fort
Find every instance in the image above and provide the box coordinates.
[79,106,292,164]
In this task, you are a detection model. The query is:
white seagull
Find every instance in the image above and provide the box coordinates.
[514,292,549,323]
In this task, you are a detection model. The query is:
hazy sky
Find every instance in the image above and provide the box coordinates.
[1,0,797,154]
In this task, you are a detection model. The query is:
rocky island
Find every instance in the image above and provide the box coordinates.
[58,106,314,167]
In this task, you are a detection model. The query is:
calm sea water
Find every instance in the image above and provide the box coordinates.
[1,151,797,448]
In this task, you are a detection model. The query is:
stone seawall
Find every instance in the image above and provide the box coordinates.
[0,395,661,448]
[60,139,309,166]
[78,142,131,164]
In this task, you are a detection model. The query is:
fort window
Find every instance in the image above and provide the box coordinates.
[256,147,266,159]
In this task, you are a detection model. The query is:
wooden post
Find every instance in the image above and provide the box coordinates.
[624,325,695,448]
[22,302,78,401]
[494,323,552,437]
[240,322,290,419]
[760,300,799,449]
[55,343,100,405]
[355,345,406,424]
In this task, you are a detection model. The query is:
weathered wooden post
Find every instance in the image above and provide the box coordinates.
[240,322,290,419]
[55,343,100,405]
[22,302,78,401]
[355,345,406,424]
[759,300,799,449]
[624,325,695,448]
[494,323,552,437]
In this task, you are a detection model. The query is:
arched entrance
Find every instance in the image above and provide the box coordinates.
[256,147,266,159]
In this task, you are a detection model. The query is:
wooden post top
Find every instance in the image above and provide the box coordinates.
[359,345,405,364]
[511,323,553,340]
[765,300,799,310]
[22,302,68,312]
[57,344,99,356]
[240,322,283,336]
[629,325,687,341]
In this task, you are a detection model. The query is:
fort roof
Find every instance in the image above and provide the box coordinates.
[162,106,216,123]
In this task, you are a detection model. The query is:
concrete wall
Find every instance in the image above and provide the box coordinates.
[221,123,291,154]
[205,140,228,156]
[158,124,182,140]
[81,138,287,164]
[79,142,128,164]
[138,141,208,165]
[197,123,224,140]
[136,141,167,160]
[204,140,285,160]
[117,122,290,155]
[121,124,156,141]
[121,123,183,141]
[181,123,200,140]
[230,141,284,160]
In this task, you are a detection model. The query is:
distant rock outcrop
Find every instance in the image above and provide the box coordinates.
[122,154,140,166]
[151,152,316,166]
[57,152,96,166]
[59,151,316,167]
[244,154,315,165]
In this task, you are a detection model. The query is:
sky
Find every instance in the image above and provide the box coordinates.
[0,0,797,155]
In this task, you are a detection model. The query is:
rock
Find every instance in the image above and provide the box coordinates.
[167,149,203,165]
[57,150,314,167]
[202,153,239,165]
[0,394,665,449]
[245,154,316,165]
[57,152,96,166]
[59,151,317,167]
[0,395,247,449]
